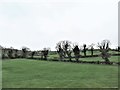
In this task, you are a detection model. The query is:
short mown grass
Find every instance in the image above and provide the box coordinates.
[81,56,119,62]
[2,58,118,88]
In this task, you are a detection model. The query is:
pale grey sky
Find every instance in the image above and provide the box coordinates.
[0,0,119,50]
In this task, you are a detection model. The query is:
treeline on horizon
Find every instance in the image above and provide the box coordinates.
[0,39,120,64]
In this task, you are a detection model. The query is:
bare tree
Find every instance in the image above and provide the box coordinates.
[62,40,72,61]
[56,43,64,60]
[98,40,111,63]
[56,40,72,61]
[73,44,80,62]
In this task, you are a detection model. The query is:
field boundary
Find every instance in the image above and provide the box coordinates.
[25,57,120,65]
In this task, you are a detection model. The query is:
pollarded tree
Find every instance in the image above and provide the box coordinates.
[98,40,111,63]
[56,40,72,61]
[56,43,64,60]
[62,40,72,61]
[73,44,80,62]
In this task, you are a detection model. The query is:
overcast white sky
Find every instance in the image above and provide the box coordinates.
[0,0,119,50]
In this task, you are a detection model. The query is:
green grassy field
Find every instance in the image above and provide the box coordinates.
[2,58,118,88]
[49,50,120,56]
[43,55,119,63]
[81,56,119,62]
